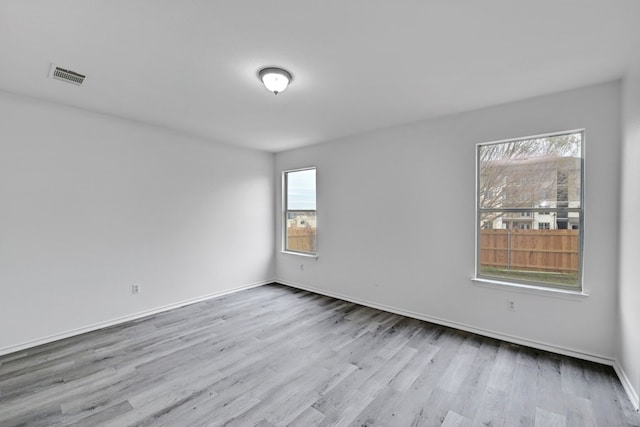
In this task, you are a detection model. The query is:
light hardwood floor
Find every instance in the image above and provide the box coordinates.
[1,284,638,426]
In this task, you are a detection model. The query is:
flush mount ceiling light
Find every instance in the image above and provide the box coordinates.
[258,67,292,95]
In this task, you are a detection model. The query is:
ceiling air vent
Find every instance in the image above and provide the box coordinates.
[49,64,86,86]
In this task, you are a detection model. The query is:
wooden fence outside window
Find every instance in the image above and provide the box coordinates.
[479,229,579,274]
[287,227,317,253]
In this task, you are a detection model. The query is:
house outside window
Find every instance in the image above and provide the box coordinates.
[476,130,584,290]
[283,168,317,255]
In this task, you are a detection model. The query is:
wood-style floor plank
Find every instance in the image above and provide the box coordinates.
[1,283,639,426]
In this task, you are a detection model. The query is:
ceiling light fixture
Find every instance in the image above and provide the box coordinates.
[258,67,292,95]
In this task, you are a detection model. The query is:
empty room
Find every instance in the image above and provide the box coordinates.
[1,1,640,426]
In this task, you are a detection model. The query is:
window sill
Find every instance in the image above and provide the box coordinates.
[472,277,589,300]
[280,251,318,259]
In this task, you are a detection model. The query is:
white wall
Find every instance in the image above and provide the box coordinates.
[276,82,621,361]
[618,61,640,408]
[0,90,275,353]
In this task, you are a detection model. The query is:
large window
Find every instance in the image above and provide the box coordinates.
[283,168,317,255]
[476,130,584,290]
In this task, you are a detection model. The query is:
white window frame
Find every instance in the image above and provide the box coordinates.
[282,167,317,256]
[475,129,585,292]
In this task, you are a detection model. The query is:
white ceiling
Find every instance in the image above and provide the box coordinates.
[1,1,639,152]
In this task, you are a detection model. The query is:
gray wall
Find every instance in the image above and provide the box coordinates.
[0,91,275,353]
[618,61,640,408]
[275,82,621,362]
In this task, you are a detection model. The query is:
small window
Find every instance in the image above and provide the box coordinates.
[476,130,583,290]
[283,168,317,255]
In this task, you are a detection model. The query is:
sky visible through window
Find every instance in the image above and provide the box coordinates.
[287,169,316,210]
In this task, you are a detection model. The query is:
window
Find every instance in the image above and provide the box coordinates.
[476,130,583,290]
[283,168,317,255]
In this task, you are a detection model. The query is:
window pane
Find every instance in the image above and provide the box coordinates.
[285,168,316,254]
[477,131,583,289]
[286,210,317,253]
[287,169,316,210]
[478,212,581,287]
[479,133,582,210]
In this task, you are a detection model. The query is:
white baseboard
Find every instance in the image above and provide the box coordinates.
[276,279,614,366]
[278,280,640,408]
[5,278,637,412]
[0,280,272,357]
[614,361,640,411]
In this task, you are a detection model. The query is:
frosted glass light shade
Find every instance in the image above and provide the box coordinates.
[259,67,292,94]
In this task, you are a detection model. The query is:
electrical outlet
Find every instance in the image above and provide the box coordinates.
[132,283,141,294]
[507,299,516,312]
[299,264,304,271]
